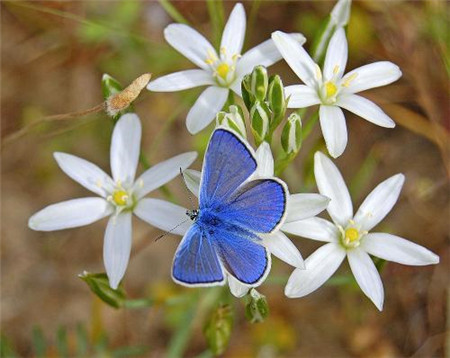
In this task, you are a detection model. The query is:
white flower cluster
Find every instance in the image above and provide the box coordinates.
[28,0,439,311]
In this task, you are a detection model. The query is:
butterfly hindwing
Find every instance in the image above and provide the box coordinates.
[172,225,225,286]
[220,179,287,233]
[200,129,257,208]
[213,227,270,285]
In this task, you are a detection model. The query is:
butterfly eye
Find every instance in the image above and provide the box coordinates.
[186,209,199,221]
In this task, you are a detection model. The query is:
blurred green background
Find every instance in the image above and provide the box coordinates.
[1,1,449,357]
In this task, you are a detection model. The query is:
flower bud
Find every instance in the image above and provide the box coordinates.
[250,101,270,146]
[101,73,123,100]
[245,289,269,323]
[250,65,269,102]
[281,113,302,155]
[79,271,126,309]
[203,304,234,355]
[216,105,247,138]
[268,75,286,130]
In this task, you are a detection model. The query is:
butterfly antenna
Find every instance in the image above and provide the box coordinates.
[155,218,190,242]
[179,168,196,210]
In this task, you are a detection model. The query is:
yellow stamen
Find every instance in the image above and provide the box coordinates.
[341,73,358,88]
[345,228,359,242]
[216,63,230,79]
[112,190,128,206]
[325,81,338,98]
[333,65,340,75]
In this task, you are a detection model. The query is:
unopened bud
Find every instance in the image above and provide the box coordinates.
[250,65,269,101]
[281,113,302,155]
[105,73,151,117]
[79,271,126,309]
[102,73,123,99]
[216,105,246,138]
[245,289,269,323]
[250,101,270,146]
[268,75,286,130]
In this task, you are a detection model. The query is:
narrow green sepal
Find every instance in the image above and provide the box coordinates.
[79,271,126,309]
[245,289,269,323]
[241,74,254,111]
[203,304,234,355]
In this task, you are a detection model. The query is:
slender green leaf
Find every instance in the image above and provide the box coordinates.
[207,0,225,48]
[56,326,69,357]
[32,326,46,358]
[158,0,189,25]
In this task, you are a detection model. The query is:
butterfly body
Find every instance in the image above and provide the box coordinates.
[173,128,288,288]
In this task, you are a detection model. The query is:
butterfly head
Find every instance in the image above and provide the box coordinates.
[186,209,199,221]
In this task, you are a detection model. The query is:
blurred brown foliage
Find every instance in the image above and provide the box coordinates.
[1,1,449,357]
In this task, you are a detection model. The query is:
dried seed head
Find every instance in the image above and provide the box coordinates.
[106,73,151,117]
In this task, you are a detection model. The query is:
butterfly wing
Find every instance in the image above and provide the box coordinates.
[213,226,270,285]
[220,178,287,233]
[172,224,225,286]
[199,128,257,209]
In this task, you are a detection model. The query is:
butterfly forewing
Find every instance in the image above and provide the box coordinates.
[199,129,257,209]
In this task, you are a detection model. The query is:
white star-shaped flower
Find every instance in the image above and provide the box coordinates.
[146,140,329,297]
[283,152,439,310]
[147,3,305,134]
[28,113,197,289]
[272,28,402,158]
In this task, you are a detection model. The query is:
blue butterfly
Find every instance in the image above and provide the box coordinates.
[172,128,288,287]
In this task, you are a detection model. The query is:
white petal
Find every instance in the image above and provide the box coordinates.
[330,0,351,27]
[133,152,197,199]
[254,142,274,177]
[282,217,339,243]
[319,105,348,158]
[347,248,384,311]
[263,231,304,268]
[228,275,250,297]
[104,212,132,289]
[338,94,395,128]
[133,198,191,236]
[314,151,353,226]
[147,70,214,92]
[323,28,348,80]
[110,113,141,184]
[183,169,201,198]
[29,198,112,231]
[361,233,440,266]
[221,3,246,56]
[186,86,229,134]
[53,152,114,197]
[286,193,330,222]
[271,31,318,87]
[285,243,346,298]
[285,85,320,108]
[237,33,306,77]
[164,24,216,71]
[354,174,404,231]
[341,61,402,94]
